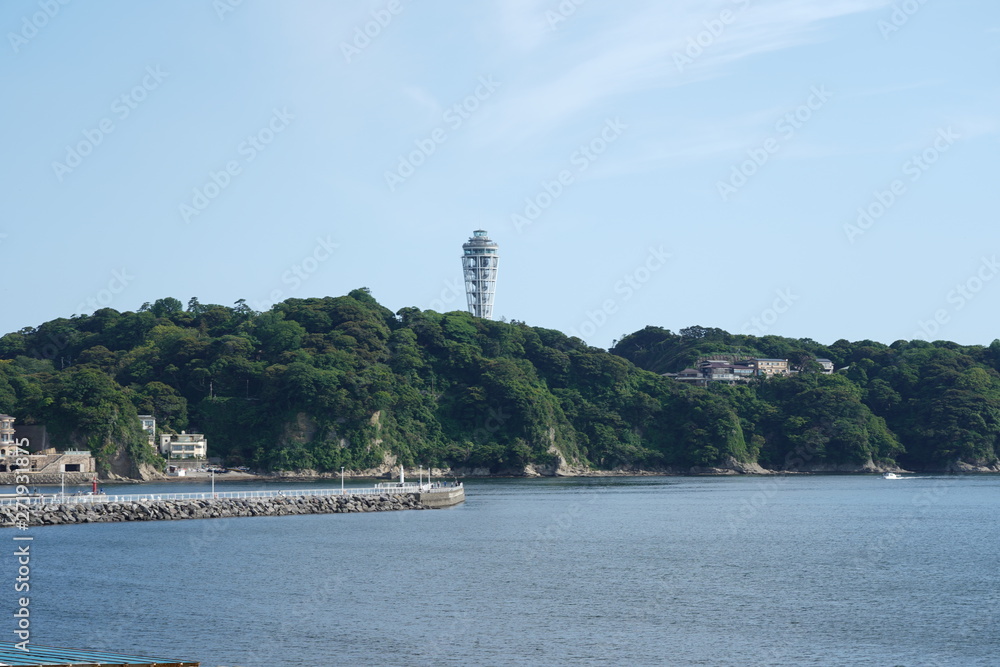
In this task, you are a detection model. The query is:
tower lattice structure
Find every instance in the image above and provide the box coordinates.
[461,229,499,319]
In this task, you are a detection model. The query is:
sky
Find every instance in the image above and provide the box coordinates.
[2,0,998,349]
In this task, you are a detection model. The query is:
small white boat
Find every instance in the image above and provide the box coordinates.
[882,472,901,479]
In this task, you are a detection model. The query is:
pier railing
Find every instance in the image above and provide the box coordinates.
[0,482,463,507]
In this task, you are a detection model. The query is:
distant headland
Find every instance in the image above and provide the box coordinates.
[1,291,997,482]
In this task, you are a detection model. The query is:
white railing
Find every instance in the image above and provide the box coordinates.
[0,483,463,507]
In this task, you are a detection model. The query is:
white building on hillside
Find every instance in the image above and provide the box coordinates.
[138,415,156,448]
[159,431,208,460]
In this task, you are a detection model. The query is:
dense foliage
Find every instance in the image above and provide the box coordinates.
[0,292,748,474]
[613,326,1000,470]
[1,298,996,475]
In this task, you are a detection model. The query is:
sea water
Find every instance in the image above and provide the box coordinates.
[9,475,999,666]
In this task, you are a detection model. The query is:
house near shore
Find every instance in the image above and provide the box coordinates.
[0,414,16,452]
[10,448,97,474]
[0,414,97,473]
[159,431,208,460]
[138,414,156,449]
[816,358,835,374]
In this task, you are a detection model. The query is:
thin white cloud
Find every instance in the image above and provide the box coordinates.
[844,80,946,99]
[401,86,442,118]
[939,114,1000,140]
[480,0,893,146]
[493,0,553,52]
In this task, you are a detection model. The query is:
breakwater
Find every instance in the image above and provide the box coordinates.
[0,493,429,527]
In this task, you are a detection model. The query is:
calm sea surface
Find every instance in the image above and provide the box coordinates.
[9,475,999,666]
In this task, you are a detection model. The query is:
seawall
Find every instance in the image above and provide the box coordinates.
[0,472,97,486]
[419,486,466,508]
[0,493,429,527]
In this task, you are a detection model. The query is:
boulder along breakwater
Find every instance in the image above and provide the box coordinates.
[0,493,432,527]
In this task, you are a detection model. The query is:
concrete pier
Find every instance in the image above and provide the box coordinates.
[420,486,466,508]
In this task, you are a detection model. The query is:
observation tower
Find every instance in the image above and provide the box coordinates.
[461,229,499,320]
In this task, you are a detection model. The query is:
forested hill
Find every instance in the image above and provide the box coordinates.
[0,291,748,477]
[0,293,996,477]
[612,326,1000,472]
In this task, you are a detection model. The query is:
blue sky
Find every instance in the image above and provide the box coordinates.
[3,0,998,348]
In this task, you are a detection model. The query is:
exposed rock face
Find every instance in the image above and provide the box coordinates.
[721,457,771,474]
[946,460,1000,473]
[361,450,399,477]
[448,467,494,477]
[0,493,427,527]
[279,412,319,448]
[270,451,401,479]
[690,456,772,475]
[102,452,164,481]
[552,447,589,476]
[135,462,165,481]
[789,461,881,473]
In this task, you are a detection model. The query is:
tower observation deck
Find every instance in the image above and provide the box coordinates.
[461,229,499,320]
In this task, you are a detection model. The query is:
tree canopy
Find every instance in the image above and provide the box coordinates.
[0,296,996,475]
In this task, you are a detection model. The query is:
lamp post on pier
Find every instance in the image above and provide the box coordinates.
[341,466,345,495]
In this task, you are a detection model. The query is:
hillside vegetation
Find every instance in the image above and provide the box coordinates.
[613,326,1000,471]
[0,294,997,476]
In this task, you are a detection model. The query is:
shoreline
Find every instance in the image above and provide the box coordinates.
[10,462,998,487]
[65,468,1000,486]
